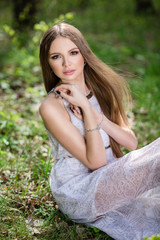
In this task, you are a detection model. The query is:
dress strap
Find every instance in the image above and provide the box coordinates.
[48,88,55,95]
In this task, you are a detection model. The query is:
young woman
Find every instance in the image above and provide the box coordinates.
[39,23,160,240]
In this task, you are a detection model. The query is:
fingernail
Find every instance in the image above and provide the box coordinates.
[70,107,74,113]
[55,90,61,94]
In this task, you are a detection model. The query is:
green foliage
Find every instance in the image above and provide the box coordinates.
[1,12,74,93]
[152,0,160,11]
[144,235,160,240]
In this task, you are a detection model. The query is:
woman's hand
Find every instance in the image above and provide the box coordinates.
[55,84,89,108]
[69,103,83,120]
[55,84,90,121]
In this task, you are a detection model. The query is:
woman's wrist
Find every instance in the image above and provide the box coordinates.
[85,114,104,133]
[81,100,92,113]
[98,114,104,127]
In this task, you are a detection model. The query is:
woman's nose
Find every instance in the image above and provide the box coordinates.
[62,56,70,67]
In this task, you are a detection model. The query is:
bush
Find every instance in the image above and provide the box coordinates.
[1,13,74,92]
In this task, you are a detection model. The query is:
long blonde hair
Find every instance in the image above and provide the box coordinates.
[39,23,131,158]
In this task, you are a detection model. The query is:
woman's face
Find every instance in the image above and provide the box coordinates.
[48,37,85,84]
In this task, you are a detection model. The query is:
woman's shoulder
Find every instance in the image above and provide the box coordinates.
[39,92,69,121]
[39,92,57,112]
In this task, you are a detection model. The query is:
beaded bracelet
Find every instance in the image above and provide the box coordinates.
[85,114,104,133]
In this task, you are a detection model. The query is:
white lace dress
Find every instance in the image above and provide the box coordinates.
[47,91,160,240]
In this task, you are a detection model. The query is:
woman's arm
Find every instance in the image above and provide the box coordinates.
[91,107,137,150]
[100,116,137,150]
[39,85,107,170]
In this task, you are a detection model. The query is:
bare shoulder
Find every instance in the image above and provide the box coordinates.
[39,92,57,113]
[39,93,69,122]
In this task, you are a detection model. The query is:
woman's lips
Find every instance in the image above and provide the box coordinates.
[63,69,75,75]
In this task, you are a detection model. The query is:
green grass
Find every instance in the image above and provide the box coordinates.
[0,2,160,239]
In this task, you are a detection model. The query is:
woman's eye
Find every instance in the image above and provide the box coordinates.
[51,55,59,59]
[71,51,79,55]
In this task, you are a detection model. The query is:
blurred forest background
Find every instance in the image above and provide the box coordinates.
[0,0,160,239]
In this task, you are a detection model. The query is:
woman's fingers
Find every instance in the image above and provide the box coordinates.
[54,84,90,110]
[73,110,83,120]
[69,104,83,120]
[59,91,75,103]
[55,84,74,95]
[73,105,81,114]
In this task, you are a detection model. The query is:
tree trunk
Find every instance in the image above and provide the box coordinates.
[79,0,90,9]
[12,0,37,30]
[135,0,155,13]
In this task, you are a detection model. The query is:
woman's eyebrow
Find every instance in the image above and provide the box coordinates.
[49,47,79,56]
